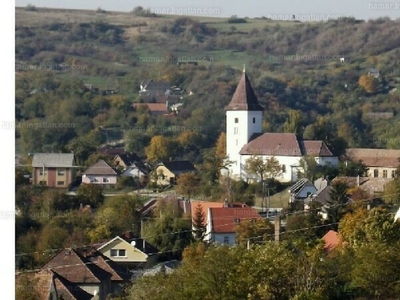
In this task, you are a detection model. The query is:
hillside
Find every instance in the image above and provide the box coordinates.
[15,7,400,159]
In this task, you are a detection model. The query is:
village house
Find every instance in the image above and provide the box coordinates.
[19,247,130,300]
[152,160,197,186]
[223,69,338,183]
[113,153,149,183]
[139,79,171,97]
[288,178,318,204]
[204,201,260,245]
[32,153,77,188]
[345,148,400,179]
[133,102,170,115]
[96,232,158,272]
[82,160,118,187]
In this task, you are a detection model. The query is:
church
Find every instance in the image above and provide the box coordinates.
[224,69,338,183]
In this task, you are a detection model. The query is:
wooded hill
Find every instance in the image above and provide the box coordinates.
[15,7,400,160]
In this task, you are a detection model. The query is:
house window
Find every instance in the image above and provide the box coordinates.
[253,117,256,123]
[234,218,240,224]
[57,169,65,176]
[57,181,64,186]
[392,170,397,178]
[282,165,286,173]
[103,177,110,183]
[234,118,238,123]
[39,169,45,176]
[373,169,379,178]
[223,236,229,244]
[110,249,126,257]
[234,127,239,134]
[383,170,388,178]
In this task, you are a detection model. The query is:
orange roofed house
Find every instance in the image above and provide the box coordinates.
[203,200,261,245]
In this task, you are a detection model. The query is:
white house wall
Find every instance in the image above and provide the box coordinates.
[318,157,339,166]
[210,233,236,245]
[121,167,145,178]
[226,110,262,178]
[240,155,303,182]
[82,175,117,184]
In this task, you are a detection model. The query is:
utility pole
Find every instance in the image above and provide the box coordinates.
[262,181,265,214]
[266,184,270,219]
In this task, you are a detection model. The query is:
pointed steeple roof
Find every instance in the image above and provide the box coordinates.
[225,71,263,111]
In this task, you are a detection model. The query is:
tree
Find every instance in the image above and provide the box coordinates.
[326,180,350,229]
[215,132,226,159]
[351,242,400,299]
[176,131,202,153]
[143,214,193,260]
[192,203,206,241]
[89,195,142,242]
[175,172,201,199]
[283,110,303,135]
[358,74,379,93]
[235,218,274,246]
[338,160,368,177]
[76,184,104,208]
[339,207,400,248]
[285,204,326,244]
[145,135,175,163]
[302,117,347,156]
[297,155,319,181]
[383,167,400,205]
[15,274,41,300]
[244,155,282,182]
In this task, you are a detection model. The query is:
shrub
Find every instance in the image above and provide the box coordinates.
[25,4,37,11]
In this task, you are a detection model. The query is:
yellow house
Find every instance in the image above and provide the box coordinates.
[151,160,197,186]
[346,148,400,179]
[96,235,158,271]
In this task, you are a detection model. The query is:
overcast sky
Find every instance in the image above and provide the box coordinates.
[15,0,400,20]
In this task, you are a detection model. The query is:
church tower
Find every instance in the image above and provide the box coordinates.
[224,68,263,179]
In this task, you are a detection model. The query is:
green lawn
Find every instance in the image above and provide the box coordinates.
[254,187,290,209]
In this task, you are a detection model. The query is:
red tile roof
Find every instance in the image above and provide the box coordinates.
[191,201,224,226]
[346,148,400,168]
[322,230,340,252]
[209,207,261,233]
[240,133,302,156]
[225,72,263,111]
[302,140,333,156]
[133,103,169,114]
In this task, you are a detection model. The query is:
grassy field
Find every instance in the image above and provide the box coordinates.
[254,187,290,209]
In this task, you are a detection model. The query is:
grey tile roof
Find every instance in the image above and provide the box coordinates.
[83,160,117,176]
[32,153,75,168]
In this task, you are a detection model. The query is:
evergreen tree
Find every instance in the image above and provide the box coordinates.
[192,203,205,241]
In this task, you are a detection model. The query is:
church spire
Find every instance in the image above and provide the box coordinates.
[225,70,263,111]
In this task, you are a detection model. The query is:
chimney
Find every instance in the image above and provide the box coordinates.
[143,239,145,251]
[223,198,229,208]
[274,215,281,243]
